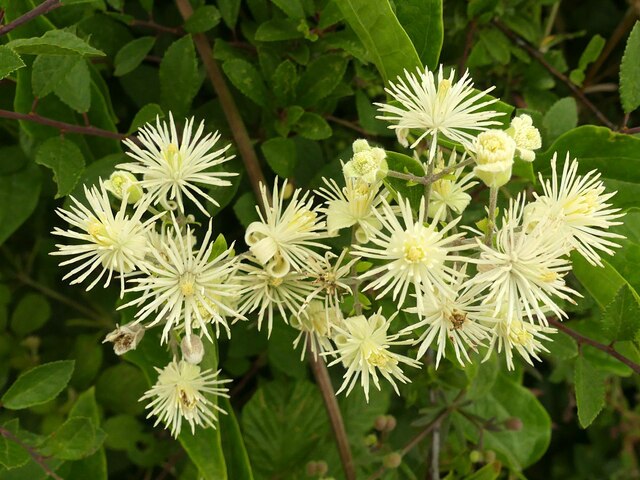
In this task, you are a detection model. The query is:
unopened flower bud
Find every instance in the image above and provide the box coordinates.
[103,322,145,355]
[315,460,328,476]
[180,334,205,364]
[484,450,496,463]
[306,461,318,476]
[385,415,397,431]
[504,417,523,431]
[506,114,541,162]
[383,452,402,469]
[343,140,388,183]
[352,138,371,153]
[105,171,143,204]
[469,450,483,463]
[472,130,515,188]
[363,433,378,446]
[374,415,387,431]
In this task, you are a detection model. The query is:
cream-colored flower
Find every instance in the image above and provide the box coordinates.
[472,196,579,325]
[524,153,624,266]
[376,66,503,157]
[506,114,541,162]
[472,129,516,188]
[326,310,420,402]
[428,151,477,219]
[141,359,230,437]
[342,139,388,183]
[121,220,240,343]
[353,195,470,310]
[120,113,236,215]
[483,307,556,370]
[238,254,317,337]
[104,171,144,203]
[245,179,326,278]
[301,249,356,314]
[291,300,343,360]
[403,272,492,367]
[51,181,156,293]
[103,322,145,355]
[318,176,382,243]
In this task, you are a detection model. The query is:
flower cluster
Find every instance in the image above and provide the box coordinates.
[52,65,624,438]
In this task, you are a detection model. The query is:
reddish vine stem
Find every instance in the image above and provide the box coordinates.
[0,109,126,140]
[0,0,61,37]
[308,347,356,480]
[0,425,63,480]
[548,318,640,375]
[129,18,183,35]
[492,19,617,130]
[174,0,270,212]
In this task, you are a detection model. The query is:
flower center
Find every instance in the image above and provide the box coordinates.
[436,78,452,102]
[539,269,558,283]
[290,209,317,232]
[163,143,182,172]
[179,388,197,411]
[87,219,109,245]
[449,310,467,330]
[509,323,533,345]
[367,350,396,369]
[403,239,426,263]
[180,274,196,296]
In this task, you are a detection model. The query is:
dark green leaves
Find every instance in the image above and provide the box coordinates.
[296,54,347,107]
[338,0,422,84]
[0,46,25,80]
[294,112,332,140]
[570,35,605,86]
[7,31,105,57]
[574,351,607,428]
[159,36,200,118]
[395,0,443,69]
[10,293,50,337]
[242,379,329,477]
[261,137,297,177]
[32,56,92,112]
[601,286,640,342]
[1,361,75,410]
[543,97,577,143]
[384,150,425,209]
[0,420,29,469]
[114,37,155,77]
[185,6,222,33]
[41,417,105,460]
[222,59,268,107]
[620,21,640,114]
[0,163,42,246]
[36,137,85,198]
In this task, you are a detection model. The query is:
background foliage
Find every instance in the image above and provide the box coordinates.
[1,0,640,479]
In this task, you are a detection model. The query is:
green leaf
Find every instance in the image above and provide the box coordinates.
[271,0,305,18]
[0,163,42,246]
[242,379,329,477]
[1,360,75,410]
[42,417,105,460]
[219,397,254,480]
[32,55,81,98]
[53,57,91,112]
[10,293,50,337]
[185,6,222,33]
[338,0,423,84]
[0,46,24,80]
[69,388,101,424]
[218,0,241,29]
[233,191,260,228]
[127,103,164,134]
[7,30,105,57]
[0,420,30,469]
[296,54,347,107]
[601,285,640,342]
[570,35,605,86]
[394,0,443,69]
[254,19,303,41]
[620,21,640,114]
[355,90,391,135]
[571,251,628,308]
[114,37,155,77]
[461,373,551,470]
[574,350,607,428]
[536,126,640,209]
[96,364,147,415]
[261,137,297,177]
[35,137,85,198]
[267,321,307,379]
[103,415,144,451]
[222,58,268,107]
[159,36,200,118]
[294,112,332,140]
[543,97,577,143]
[464,462,502,480]
[271,59,298,105]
